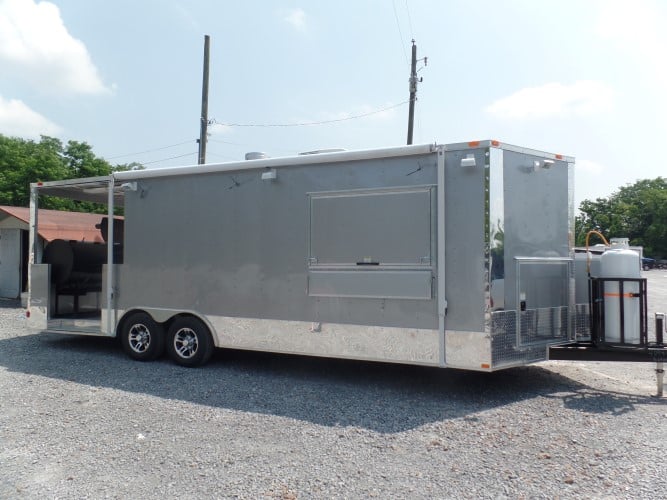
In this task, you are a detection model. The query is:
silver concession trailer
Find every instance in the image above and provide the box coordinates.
[27,141,577,370]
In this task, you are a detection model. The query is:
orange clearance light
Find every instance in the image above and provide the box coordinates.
[468,140,480,147]
[491,140,500,147]
[481,363,491,369]
[555,154,563,160]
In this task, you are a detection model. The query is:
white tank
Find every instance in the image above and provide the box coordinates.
[574,251,601,304]
[599,245,641,343]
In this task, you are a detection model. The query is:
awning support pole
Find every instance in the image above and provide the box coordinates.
[28,186,39,306]
[106,177,115,335]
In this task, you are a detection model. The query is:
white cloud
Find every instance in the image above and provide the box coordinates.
[0,94,62,137]
[486,81,614,120]
[0,0,111,95]
[284,8,306,31]
[576,159,605,175]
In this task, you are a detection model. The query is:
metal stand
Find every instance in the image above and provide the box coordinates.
[656,313,665,397]
[550,311,667,398]
[589,277,648,346]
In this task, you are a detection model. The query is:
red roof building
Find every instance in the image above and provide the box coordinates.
[0,205,111,243]
[0,206,122,299]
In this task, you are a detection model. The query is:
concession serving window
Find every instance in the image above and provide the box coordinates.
[307,186,436,300]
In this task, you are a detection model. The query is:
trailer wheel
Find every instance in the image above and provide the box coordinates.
[120,312,165,361]
[166,317,214,367]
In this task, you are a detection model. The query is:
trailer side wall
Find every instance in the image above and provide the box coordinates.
[117,153,443,364]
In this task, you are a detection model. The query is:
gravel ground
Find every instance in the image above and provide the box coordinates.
[1,272,667,499]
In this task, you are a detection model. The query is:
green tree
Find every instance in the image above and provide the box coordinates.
[0,135,70,207]
[64,140,112,178]
[112,161,145,172]
[0,134,143,212]
[576,177,667,258]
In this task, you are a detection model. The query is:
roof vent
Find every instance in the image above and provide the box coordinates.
[298,148,346,155]
[245,152,269,160]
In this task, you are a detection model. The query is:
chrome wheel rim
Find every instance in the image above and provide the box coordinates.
[173,327,198,359]
[128,323,151,353]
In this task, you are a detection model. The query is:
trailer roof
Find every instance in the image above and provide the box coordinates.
[112,140,573,183]
[30,144,441,205]
[113,143,442,182]
[446,140,574,162]
[30,141,574,205]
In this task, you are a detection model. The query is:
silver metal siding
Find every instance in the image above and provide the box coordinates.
[443,148,487,333]
[118,154,440,330]
[502,150,571,310]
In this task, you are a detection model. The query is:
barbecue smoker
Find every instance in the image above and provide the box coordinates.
[40,218,123,315]
[25,142,667,392]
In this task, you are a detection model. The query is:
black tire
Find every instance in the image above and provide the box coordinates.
[166,316,214,367]
[120,312,165,361]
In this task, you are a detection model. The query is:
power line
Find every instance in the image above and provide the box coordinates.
[141,151,198,165]
[210,101,408,128]
[107,140,195,160]
[392,0,409,65]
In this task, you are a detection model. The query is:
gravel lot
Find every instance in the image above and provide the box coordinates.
[1,272,667,499]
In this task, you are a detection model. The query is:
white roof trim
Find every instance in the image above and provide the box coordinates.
[113,143,440,181]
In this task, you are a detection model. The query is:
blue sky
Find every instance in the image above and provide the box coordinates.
[1,0,665,208]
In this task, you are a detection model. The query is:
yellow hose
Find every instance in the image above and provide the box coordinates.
[585,230,610,275]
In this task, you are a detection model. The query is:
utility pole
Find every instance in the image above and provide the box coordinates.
[406,40,426,145]
[198,35,210,165]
